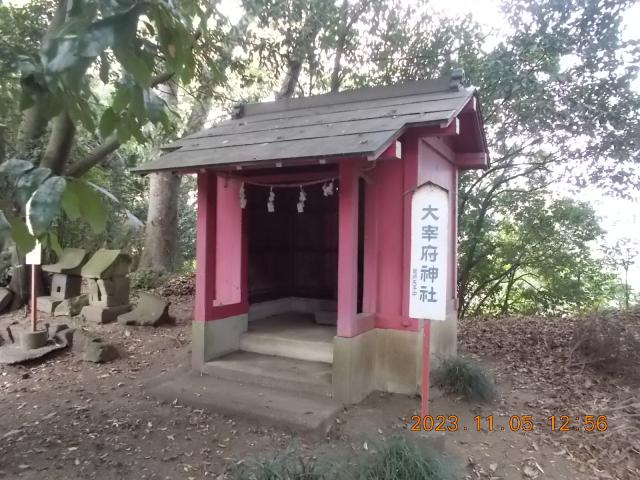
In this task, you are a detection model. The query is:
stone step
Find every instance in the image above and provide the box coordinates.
[240,331,334,364]
[146,370,340,433]
[202,351,333,397]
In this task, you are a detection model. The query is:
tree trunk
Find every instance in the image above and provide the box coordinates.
[276,59,302,100]
[138,79,180,272]
[138,171,181,271]
[330,0,350,93]
[138,73,214,273]
[15,105,47,161]
[41,112,75,174]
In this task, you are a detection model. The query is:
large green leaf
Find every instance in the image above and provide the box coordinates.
[27,176,67,236]
[65,179,108,233]
[4,213,36,255]
[112,83,131,113]
[113,45,152,87]
[0,159,35,186]
[61,184,81,220]
[15,167,52,206]
[99,107,119,138]
[48,232,63,257]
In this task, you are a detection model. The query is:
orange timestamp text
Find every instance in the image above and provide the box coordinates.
[409,415,608,433]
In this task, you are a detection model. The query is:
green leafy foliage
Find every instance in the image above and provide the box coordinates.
[130,268,169,291]
[63,179,108,234]
[27,175,66,235]
[433,357,497,403]
[459,193,617,316]
[3,212,35,255]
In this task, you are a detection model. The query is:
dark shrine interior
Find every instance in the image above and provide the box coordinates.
[246,175,365,310]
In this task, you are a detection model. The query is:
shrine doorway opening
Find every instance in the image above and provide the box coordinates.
[242,171,365,362]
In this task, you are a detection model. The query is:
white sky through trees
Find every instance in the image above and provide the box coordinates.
[218,0,640,291]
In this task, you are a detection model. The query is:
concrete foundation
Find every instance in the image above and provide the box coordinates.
[333,329,377,404]
[429,307,458,359]
[191,310,457,406]
[192,314,248,370]
[332,328,422,404]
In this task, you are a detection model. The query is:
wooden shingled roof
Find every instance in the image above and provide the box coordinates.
[134,77,485,174]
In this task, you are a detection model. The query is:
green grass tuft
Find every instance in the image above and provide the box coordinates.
[432,356,497,403]
[353,436,457,480]
[231,448,327,480]
[231,437,457,480]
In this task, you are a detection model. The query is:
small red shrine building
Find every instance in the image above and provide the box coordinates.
[136,74,488,405]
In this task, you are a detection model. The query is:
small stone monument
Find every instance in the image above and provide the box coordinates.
[79,249,132,324]
[37,248,89,314]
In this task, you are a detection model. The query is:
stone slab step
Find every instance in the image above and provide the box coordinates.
[146,370,340,433]
[240,331,333,364]
[202,351,332,397]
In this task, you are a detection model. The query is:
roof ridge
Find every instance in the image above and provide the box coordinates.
[240,78,461,118]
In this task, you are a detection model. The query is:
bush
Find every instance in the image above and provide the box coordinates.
[129,268,168,291]
[432,356,497,403]
[353,436,457,480]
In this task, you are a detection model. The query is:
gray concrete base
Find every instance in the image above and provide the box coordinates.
[429,305,458,359]
[192,314,248,370]
[332,328,427,405]
[146,369,340,433]
[333,329,377,404]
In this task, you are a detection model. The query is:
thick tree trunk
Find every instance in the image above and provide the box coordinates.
[15,105,47,160]
[41,112,75,174]
[138,74,214,273]
[138,171,181,271]
[138,79,180,272]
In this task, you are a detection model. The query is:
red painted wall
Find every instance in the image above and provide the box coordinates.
[363,133,458,332]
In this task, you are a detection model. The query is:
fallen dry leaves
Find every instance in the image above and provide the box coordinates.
[460,309,640,480]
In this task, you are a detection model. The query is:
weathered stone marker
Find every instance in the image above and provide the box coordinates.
[117,292,173,326]
[79,249,132,324]
[38,248,89,314]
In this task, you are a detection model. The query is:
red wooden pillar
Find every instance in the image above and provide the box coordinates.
[337,160,359,338]
[195,171,217,322]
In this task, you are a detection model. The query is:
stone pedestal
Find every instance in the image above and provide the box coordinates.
[50,273,81,300]
[36,296,63,314]
[87,277,130,307]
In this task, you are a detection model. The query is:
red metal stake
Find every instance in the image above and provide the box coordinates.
[421,319,431,417]
[31,264,37,332]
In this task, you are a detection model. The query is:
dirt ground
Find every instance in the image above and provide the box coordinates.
[0,296,637,479]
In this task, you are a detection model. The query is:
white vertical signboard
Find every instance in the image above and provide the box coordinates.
[25,197,42,265]
[409,183,449,321]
